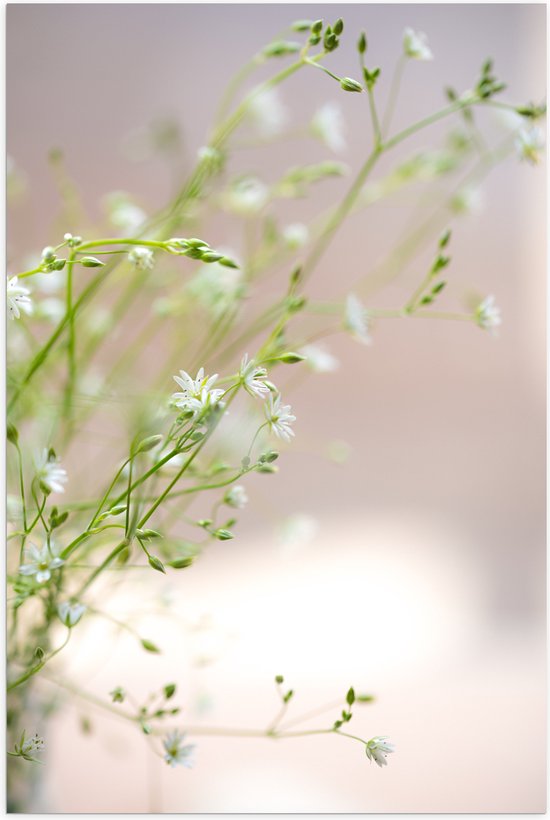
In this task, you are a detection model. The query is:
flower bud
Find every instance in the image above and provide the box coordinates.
[80,256,105,268]
[148,555,166,574]
[133,434,163,455]
[340,77,363,93]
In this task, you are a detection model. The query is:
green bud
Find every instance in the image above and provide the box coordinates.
[219,256,239,269]
[277,352,306,364]
[50,511,69,529]
[141,722,153,735]
[39,481,52,497]
[358,31,367,54]
[346,686,356,706]
[34,646,45,660]
[311,19,323,34]
[184,247,204,260]
[41,246,55,262]
[333,18,344,35]
[186,238,209,248]
[110,687,125,703]
[290,265,302,285]
[7,423,19,445]
[197,519,212,528]
[80,256,105,268]
[333,719,343,729]
[214,529,234,541]
[291,19,313,32]
[52,259,66,271]
[256,463,278,474]
[141,638,161,653]
[283,689,294,703]
[201,252,224,263]
[340,77,363,93]
[275,674,284,684]
[308,34,321,46]
[148,555,166,574]
[168,556,194,569]
[263,40,301,58]
[356,694,375,703]
[106,504,127,516]
[431,281,446,295]
[137,528,162,541]
[133,434,163,455]
[265,450,279,463]
[439,229,452,249]
[164,683,177,699]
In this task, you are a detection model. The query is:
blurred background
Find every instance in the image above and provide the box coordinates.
[7,3,546,813]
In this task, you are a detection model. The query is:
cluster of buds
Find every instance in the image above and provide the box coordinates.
[165,237,238,269]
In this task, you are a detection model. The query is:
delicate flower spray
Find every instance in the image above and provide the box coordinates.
[5,12,544,807]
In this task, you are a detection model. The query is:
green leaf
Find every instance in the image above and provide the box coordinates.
[346,686,356,706]
[141,638,161,654]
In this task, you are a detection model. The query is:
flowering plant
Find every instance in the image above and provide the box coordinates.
[6,13,544,811]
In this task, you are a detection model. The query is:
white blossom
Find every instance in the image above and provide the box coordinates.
[475,295,501,334]
[345,294,372,345]
[224,485,248,509]
[128,247,155,271]
[264,395,296,443]
[311,102,347,153]
[282,223,310,249]
[403,28,433,60]
[187,253,243,318]
[17,732,45,760]
[172,368,224,416]
[105,192,147,234]
[248,88,288,138]
[57,602,87,627]
[19,542,64,584]
[239,353,271,399]
[515,127,545,165]
[301,343,339,374]
[224,177,269,215]
[36,450,68,494]
[162,730,196,768]
[365,736,395,767]
[7,276,32,320]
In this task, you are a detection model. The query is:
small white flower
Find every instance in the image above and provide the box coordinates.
[248,88,288,138]
[57,602,86,627]
[224,485,248,509]
[162,730,196,769]
[451,185,484,215]
[515,127,545,165]
[239,354,271,399]
[19,542,64,584]
[18,732,45,760]
[105,192,147,235]
[403,28,433,60]
[475,295,501,334]
[172,368,224,416]
[36,297,65,323]
[282,223,310,250]
[311,102,347,153]
[300,344,339,374]
[128,247,155,271]
[224,177,269,216]
[7,276,32,320]
[36,450,68,494]
[264,395,296,443]
[366,736,395,767]
[345,294,371,345]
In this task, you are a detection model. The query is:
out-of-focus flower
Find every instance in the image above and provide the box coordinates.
[265,395,296,443]
[344,294,371,345]
[172,368,224,416]
[19,542,64,584]
[475,295,501,334]
[104,192,147,235]
[239,354,271,399]
[301,343,339,374]
[128,247,154,271]
[403,28,433,60]
[451,185,484,215]
[224,485,248,509]
[248,88,288,138]
[36,450,68,494]
[311,102,347,153]
[7,276,32,320]
[223,177,270,216]
[515,127,545,165]
[282,223,310,249]
[365,736,395,767]
[57,602,87,627]
[162,730,196,768]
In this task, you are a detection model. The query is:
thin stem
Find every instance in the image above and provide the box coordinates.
[367,86,382,147]
[381,55,406,138]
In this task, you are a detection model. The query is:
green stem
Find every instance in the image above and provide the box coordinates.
[7,629,71,691]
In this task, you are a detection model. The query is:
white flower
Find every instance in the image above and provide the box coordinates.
[224,485,248,509]
[7,276,32,320]
[282,223,310,250]
[224,177,269,215]
[19,542,64,584]
[105,192,147,234]
[300,344,339,374]
[128,247,155,271]
[162,730,196,768]
[248,88,288,138]
[264,395,296,443]
[451,185,484,215]
[403,28,433,60]
[475,295,501,334]
[18,733,45,760]
[36,297,65,323]
[345,294,371,345]
[172,368,224,416]
[187,252,243,318]
[57,602,86,627]
[515,127,545,165]
[239,354,271,399]
[311,102,347,153]
[36,449,68,494]
[365,736,395,767]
